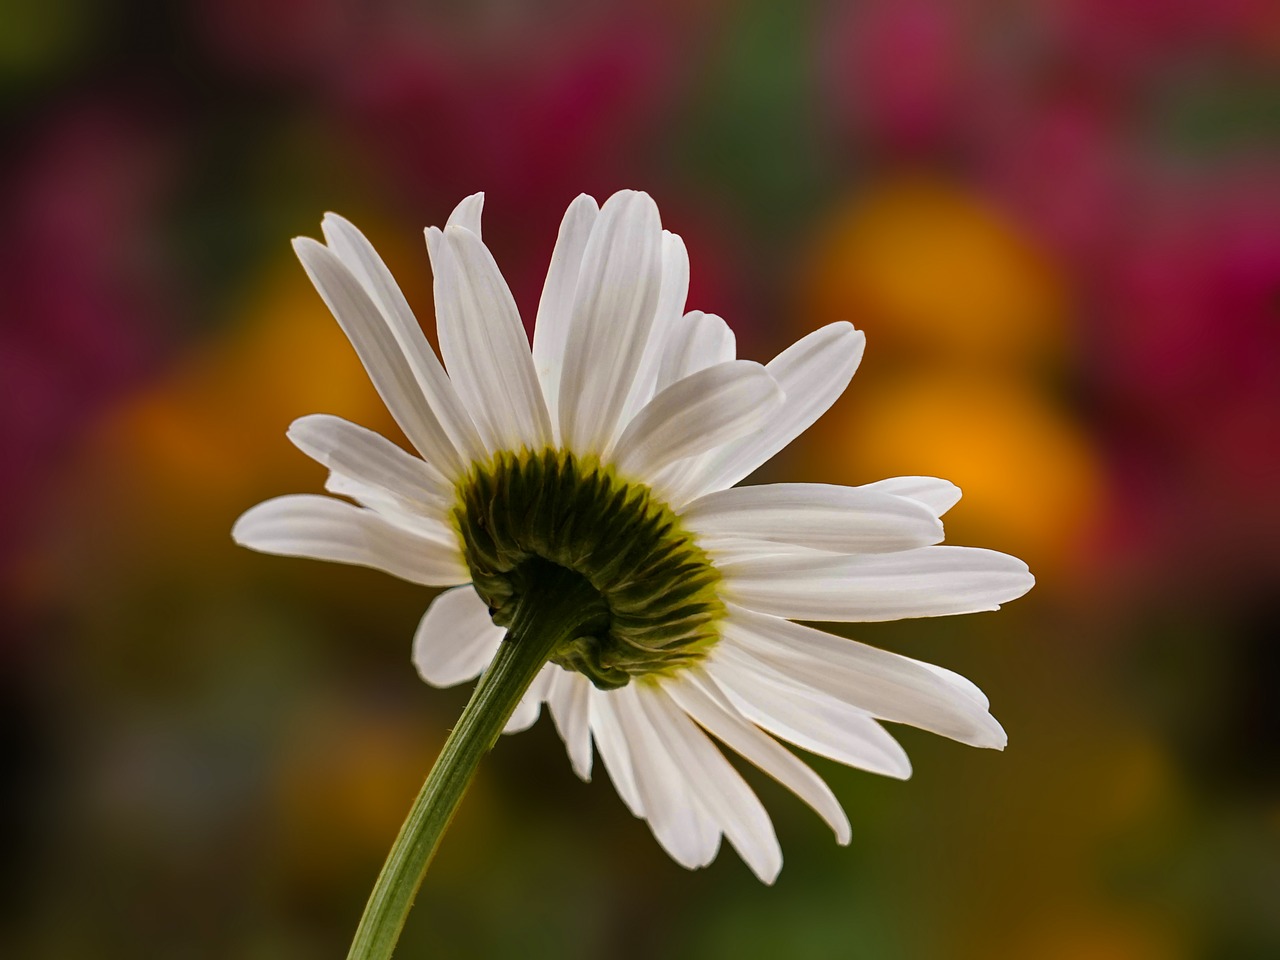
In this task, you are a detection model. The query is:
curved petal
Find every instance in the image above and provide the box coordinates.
[432,226,553,452]
[412,586,504,688]
[504,664,555,734]
[611,361,783,484]
[232,494,469,586]
[287,414,452,511]
[320,473,457,545]
[654,311,736,393]
[532,194,600,431]
[702,650,913,780]
[677,322,866,502]
[558,190,664,454]
[721,606,1006,748]
[545,668,594,781]
[720,545,1035,622]
[620,231,691,422]
[682,483,944,554]
[318,216,486,470]
[697,537,838,563]
[446,192,484,235]
[665,674,850,844]
[589,690,644,817]
[639,684,781,882]
[293,238,474,477]
[856,476,963,518]
[612,684,719,869]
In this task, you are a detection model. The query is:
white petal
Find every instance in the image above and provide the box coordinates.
[639,683,781,883]
[611,361,783,483]
[432,226,553,452]
[504,664,554,734]
[721,545,1035,622]
[412,586,504,688]
[293,238,476,477]
[665,674,851,844]
[612,684,718,869]
[589,690,644,817]
[446,192,484,236]
[316,217,486,471]
[703,650,913,779]
[288,414,453,510]
[677,322,866,501]
[558,190,664,454]
[721,606,1006,748]
[857,476,963,518]
[683,482,944,554]
[321,472,458,545]
[620,231,691,423]
[532,194,600,432]
[232,494,469,586]
[698,537,838,563]
[545,669,594,781]
[654,311,736,393]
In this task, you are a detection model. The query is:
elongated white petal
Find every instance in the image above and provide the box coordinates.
[704,650,912,779]
[620,231,691,422]
[321,473,458,545]
[293,238,474,476]
[683,483,944,554]
[611,361,783,482]
[232,494,469,586]
[558,190,663,454]
[432,226,553,452]
[857,476,963,517]
[678,322,866,501]
[411,586,504,688]
[722,606,1006,748]
[504,664,554,734]
[612,684,719,869]
[533,194,600,430]
[654,311,736,393]
[590,691,644,817]
[318,216,486,471]
[639,684,781,883]
[446,192,484,236]
[698,537,838,563]
[545,669,594,781]
[665,674,851,844]
[288,414,452,510]
[721,545,1034,622]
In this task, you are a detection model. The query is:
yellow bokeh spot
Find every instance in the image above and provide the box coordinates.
[801,177,1066,366]
[1005,911,1186,960]
[802,372,1103,577]
[92,258,395,533]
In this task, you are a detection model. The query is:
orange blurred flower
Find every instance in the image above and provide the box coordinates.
[800,177,1067,370]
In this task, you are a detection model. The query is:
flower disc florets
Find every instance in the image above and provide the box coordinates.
[452,449,725,689]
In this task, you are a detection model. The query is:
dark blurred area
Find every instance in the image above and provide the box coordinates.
[2,1,1278,957]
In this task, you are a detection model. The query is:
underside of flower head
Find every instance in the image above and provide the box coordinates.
[453,448,725,689]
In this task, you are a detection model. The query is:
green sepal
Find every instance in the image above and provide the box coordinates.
[452,449,725,689]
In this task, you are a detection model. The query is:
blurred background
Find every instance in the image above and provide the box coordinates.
[3,0,1278,957]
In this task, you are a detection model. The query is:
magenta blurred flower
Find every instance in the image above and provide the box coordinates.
[0,101,174,571]
[336,11,684,209]
[822,0,972,156]
[1094,174,1280,573]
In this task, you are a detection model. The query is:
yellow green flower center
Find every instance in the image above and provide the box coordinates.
[451,449,725,689]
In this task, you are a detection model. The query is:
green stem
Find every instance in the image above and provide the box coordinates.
[345,563,606,960]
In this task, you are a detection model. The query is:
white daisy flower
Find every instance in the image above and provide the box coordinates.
[234,190,1033,887]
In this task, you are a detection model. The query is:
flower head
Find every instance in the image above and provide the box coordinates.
[233,190,1033,882]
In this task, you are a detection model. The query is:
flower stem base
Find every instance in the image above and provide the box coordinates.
[345,560,608,960]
